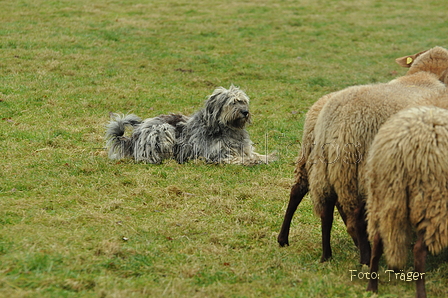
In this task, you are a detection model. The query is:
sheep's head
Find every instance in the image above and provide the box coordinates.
[396,46,448,84]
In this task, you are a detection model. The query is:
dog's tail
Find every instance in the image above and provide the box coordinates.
[105,113,142,160]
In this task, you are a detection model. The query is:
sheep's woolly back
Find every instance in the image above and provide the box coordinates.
[366,106,448,269]
[308,72,446,218]
[406,46,448,84]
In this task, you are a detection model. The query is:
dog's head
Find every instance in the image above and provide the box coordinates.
[204,85,251,129]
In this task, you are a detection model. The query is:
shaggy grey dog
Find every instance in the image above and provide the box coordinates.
[106,85,276,165]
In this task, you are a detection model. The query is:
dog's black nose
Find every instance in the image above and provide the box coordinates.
[241,110,249,117]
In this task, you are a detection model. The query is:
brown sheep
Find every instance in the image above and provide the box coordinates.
[366,105,448,298]
[278,46,448,265]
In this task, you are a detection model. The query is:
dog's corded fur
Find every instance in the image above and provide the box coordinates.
[106,85,276,165]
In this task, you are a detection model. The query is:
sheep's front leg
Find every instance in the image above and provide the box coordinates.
[413,231,428,298]
[278,180,308,246]
[320,196,336,262]
[367,233,383,293]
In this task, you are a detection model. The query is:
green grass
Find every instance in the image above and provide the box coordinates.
[1,0,448,297]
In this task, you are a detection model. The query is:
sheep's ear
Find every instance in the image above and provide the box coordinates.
[395,50,429,68]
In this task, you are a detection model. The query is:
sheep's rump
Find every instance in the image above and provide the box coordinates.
[293,92,336,184]
[366,106,448,268]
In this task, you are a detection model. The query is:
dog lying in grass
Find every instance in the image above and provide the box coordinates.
[106,85,276,165]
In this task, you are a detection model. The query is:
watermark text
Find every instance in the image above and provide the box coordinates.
[349,269,425,282]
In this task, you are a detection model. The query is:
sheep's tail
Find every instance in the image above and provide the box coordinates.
[382,191,412,269]
[367,177,412,270]
[105,113,142,160]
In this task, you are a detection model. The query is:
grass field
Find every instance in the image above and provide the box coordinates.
[1,0,448,297]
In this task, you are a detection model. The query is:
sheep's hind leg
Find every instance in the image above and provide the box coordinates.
[367,233,383,293]
[320,194,337,262]
[278,179,308,246]
[335,202,358,246]
[355,201,371,265]
[414,231,428,298]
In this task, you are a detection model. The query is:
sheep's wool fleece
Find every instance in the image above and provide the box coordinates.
[309,70,446,217]
[293,92,336,183]
[366,106,448,269]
